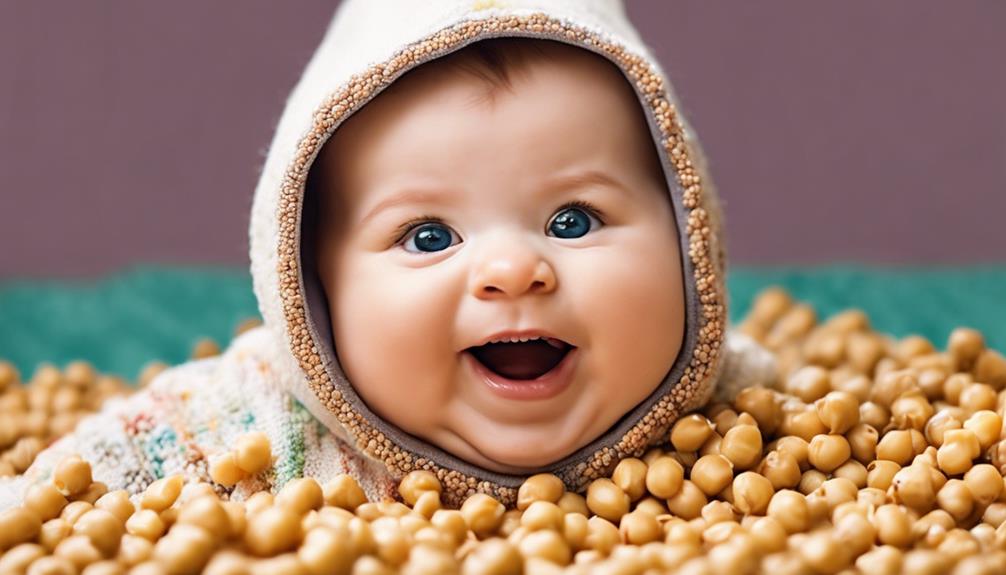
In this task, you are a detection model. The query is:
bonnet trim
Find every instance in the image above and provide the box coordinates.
[279,13,726,507]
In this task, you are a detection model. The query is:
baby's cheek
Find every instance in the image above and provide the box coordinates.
[332,263,461,428]
[573,241,684,386]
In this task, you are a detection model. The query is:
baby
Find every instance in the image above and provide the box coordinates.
[1,0,773,510]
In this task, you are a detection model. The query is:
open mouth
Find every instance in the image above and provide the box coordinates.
[466,337,574,380]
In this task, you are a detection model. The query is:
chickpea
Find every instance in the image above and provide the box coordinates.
[963,464,1003,506]
[871,504,913,548]
[53,455,93,497]
[94,490,134,524]
[556,492,589,516]
[0,543,46,574]
[780,409,828,442]
[963,410,1001,449]
[612,458,648,501]
[670,414,715,453]
[24,482,70,522]
[632,496,666,517]
[734,387,782,434]
[323,474,368,511]
[53,534,103,570]
[460,494,505,539]
[690,454,733,496]
[800,530,852,575]
[245,505,303,556]
[562,512,589,551]
[890,390,935,430]
[429,510,467,548]
[126,509,166,541]
[644,456,683,499]
[698,431,722,457]
[275,477,324,515]
[712,408,740,436]
[890,463,937,512]
[808,434,851,473]
[521,501,564,532]
[799,470,827,495]
[832,459,868,488]
[412,491,441,520]
[585,479,630,523]
[758,450,801,490]
[948,328,984,371]
[117,534,153,567]
[60,501,93,526]
[961,383,998,413]
[204,552,253,575]
[860,401,891,431]
[177,496,231,541]
[786,366,831,403]
[666,480,707,520]
[720,425,762,470]
[815,391,860,435]
[854,545,904,575]
[748,287,793,324]
[516,474,564,511]
[0,507,42,551]
[975,349,1006,389]
[767,490,809,534]
[618,511,661,545]
[39,518,72,552]
[774,436,810,470]
[461,539,521,575]
[877,429,915,465]
[867,460,902,491]
[73,508,123,556]
[234,432,272,475]
[732,472,773,515]
[26,556,78,575]
[584,516,620,554]
[937,428,981,475]
[141,475,183,512]
[924,410,962,448]
[153,524,215,575]
[937,479,974,522]
[397,470,442,506]
[74,482,109,506]
[209,452,245,487]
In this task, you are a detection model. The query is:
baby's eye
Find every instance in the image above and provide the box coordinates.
[547,206,602,239]
[402,222,461,253]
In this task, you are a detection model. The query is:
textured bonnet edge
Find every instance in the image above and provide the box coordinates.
[254,11,728,507]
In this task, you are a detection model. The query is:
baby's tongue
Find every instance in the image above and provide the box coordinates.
[469,340,567,380]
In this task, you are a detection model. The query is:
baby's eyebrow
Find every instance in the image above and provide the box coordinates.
[540,170,630,197]
[358,188,454,226]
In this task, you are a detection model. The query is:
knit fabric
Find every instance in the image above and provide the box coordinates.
[0,326,398,512]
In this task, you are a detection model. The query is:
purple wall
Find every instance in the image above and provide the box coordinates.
[1,1,1004,278]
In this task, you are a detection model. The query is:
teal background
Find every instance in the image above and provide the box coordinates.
[0,265,1003,382]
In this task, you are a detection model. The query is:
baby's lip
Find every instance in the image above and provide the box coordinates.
[467,329,574,350]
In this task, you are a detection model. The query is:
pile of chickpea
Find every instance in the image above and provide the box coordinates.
[4,291,1006,574]
[0,361,129,479]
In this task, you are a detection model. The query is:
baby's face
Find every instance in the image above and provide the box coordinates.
[315,45,685,472]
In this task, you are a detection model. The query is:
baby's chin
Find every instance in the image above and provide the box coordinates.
[427,419,601,475]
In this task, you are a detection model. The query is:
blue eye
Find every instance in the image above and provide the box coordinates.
[403,223,459,253]
[547,207,600,239]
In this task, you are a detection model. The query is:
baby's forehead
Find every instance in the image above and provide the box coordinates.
[310,38,661,213]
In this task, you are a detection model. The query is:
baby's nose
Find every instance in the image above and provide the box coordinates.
[469,242,557,299]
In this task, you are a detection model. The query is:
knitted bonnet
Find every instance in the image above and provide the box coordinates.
[248,0,729,506]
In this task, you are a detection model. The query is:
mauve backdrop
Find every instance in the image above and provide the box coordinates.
[0,1,1003,278]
